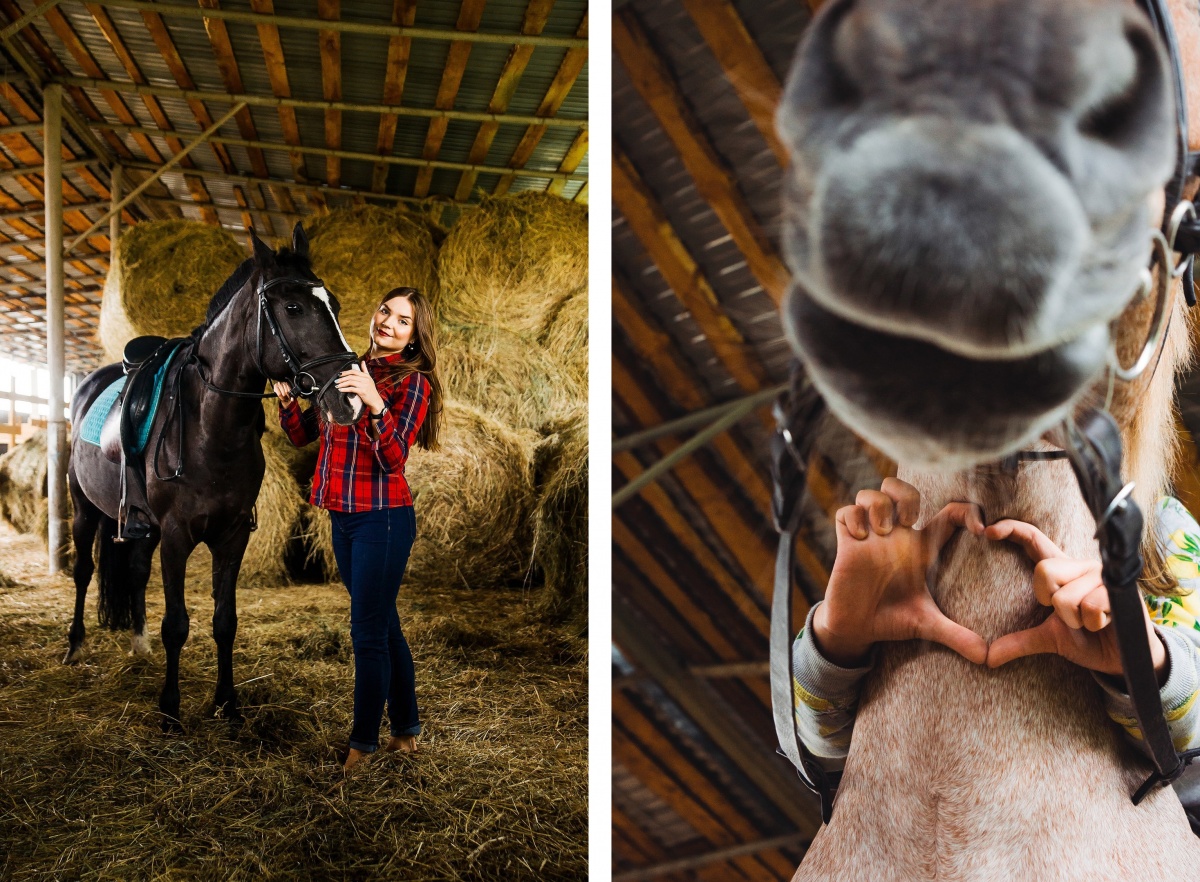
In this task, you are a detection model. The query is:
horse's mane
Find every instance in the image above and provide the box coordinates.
[189,247,316,340]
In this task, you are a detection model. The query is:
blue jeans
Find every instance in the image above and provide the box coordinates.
[329,506,420,752]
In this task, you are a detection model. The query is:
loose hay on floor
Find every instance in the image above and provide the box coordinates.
[100,220,248,363]
[436,193,588,336]
[306,206,440,353]
[0,524,586,881]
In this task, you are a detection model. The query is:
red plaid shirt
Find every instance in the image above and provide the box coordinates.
[279,352,430,512]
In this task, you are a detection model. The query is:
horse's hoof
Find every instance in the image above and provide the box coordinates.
[62,645,83,665]
[160,715,184,735]
[129,634,151,656]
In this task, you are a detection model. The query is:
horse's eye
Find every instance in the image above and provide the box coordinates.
[285,303,302,315]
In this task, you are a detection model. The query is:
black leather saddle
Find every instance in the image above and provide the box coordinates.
[99,336,182,465]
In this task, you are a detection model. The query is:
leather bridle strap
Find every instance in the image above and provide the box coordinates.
[768,370,841,821]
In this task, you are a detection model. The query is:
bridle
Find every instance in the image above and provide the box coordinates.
[769,0,1200,824]
[197,272,360,402]
[153,270,359,483]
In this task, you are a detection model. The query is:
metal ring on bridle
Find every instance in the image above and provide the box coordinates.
[1112,230,1173,382]
[292,372,317,396]
[1167,199,1196,278]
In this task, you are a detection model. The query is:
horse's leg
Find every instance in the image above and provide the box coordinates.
[64,470,101,665]
[157,525,193,733]
[128,536,158,656]
[210,524,252,724]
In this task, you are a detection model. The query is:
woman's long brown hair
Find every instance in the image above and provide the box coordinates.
[364,286,442,451]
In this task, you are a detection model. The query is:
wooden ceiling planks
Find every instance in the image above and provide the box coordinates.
[371,0,418,194]
[413,0,488,199]
[317,0,341,189]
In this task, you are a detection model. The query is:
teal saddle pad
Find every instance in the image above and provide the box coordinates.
[78,350,180,453]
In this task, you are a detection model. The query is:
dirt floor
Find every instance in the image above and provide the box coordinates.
[0,524,587,881]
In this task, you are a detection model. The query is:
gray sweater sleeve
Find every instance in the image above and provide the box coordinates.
[791,602,874,771]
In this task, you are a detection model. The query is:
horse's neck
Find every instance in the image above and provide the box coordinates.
[899,462,1098,641]
[191,294,268,437]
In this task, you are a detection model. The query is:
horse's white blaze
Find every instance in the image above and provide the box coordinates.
[130,632,150,656]
[313,286,363,420]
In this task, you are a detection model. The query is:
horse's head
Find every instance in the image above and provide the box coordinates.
[777,0,1198,469]
[250,224,361,426]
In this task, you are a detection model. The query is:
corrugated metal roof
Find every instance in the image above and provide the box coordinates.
[0,0,588,371]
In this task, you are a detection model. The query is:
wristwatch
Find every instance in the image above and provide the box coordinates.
[370,410,385,422]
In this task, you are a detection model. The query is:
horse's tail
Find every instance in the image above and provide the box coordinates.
[96,515,135,631]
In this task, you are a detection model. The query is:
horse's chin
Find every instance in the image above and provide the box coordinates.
[784,284,1111,470]
[321,392,362,427]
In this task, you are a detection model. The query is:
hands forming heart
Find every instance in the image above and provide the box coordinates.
[811,477,1169,682]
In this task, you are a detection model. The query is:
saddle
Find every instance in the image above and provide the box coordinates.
[99,336,178,465]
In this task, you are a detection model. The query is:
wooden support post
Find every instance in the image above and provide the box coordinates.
[109,164,121,269]
[43,83,68,573]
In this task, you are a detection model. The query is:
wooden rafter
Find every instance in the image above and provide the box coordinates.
[493,10,587,195]
[613,146,768,392]
[614,9,788,305]
[196,0,283,233]
[452,0,555,202]
[318,0,342,189]
[546,127,587,197]
[413,0,488,199]
[677,0,787,165]
[248,0,318,210]
[85,3,220,225]
[371,0,417,193]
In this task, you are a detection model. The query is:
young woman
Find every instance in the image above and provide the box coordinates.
[276,286,443,772]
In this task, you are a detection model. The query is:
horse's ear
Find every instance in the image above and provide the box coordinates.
[292,222,309,258]
[250,230,273,266]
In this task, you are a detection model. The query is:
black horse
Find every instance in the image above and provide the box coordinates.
[65,224,360,730]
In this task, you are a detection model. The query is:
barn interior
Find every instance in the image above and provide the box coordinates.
[0,2,588,878]
[611,1,1200,879]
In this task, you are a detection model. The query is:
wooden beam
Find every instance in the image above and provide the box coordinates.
[371,0,418,193]
[453,0,555,201]
[493,11,588,195]
[612,598,823,833]
[613,833,808,882]
[615,691,801,879]
[138,9,238,174]
[318,0,342,188]
[248,0,317,209]
[614,359,779,589]
[413,0,488,198]
[196,0,281,234]
[611,724,783,882]
[614,9,788,305]
[677,0,787,165]
[85,3,220,224]
[545,127,588,197]
[613,146,768,392]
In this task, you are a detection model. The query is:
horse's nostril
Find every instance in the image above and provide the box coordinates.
[1078,24,1163,149]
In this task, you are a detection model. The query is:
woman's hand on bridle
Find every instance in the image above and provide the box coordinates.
[334,361,384,415]
[985,520,1168,681]
[812,477,989,668]
[272,381,295,406]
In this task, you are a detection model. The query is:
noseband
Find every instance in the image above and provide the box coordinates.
[769,0,1200,823]
[198,273,360,402]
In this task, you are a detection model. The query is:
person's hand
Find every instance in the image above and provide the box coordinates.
[272,381,295,407]
[334,361,383,414]
[985,519,1168,681]
[812,477,989,667]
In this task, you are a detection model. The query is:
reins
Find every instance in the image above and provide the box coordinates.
[769,0,1200,821]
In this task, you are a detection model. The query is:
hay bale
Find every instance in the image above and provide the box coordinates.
[0,431,48,540]
[437,193,588,336]
[240,433,307,585]
[531,408,587,629]
[299,402,536,590]
[306,206,439,353]
[438,324,583,432]
[100,220,248,363]
[539,286,588,390]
